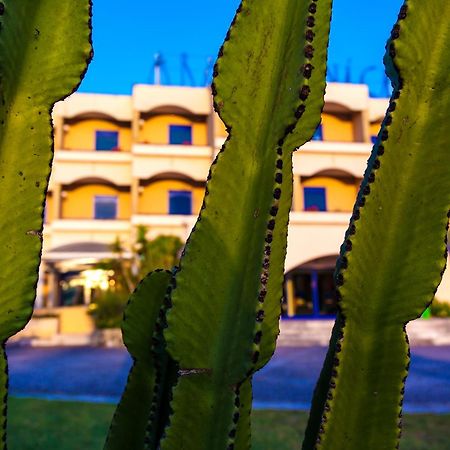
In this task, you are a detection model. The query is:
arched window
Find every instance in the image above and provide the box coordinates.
[301,170,360,213]
[138,173,204,215]
[63,113,131,151]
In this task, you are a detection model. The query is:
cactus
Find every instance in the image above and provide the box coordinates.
[2,0,446,449]
[303,1,450,449]
[163,0,333,445]
[108,0,332,448]
[105,269,173,450]
[0,0,91,446]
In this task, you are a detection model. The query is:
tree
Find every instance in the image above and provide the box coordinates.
[96,227,183,295]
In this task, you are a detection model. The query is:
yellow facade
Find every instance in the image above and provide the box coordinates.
[322,113,354,142]
[139,114,207,146]
[138,179,204,215]
[64,118,132,151]
[300,176,359,212]
[45,194,54,223]
[214,114,228,138]
[62,184,131,219]
[55,305,96,334]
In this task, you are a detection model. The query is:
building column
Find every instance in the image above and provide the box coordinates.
[132,110,141,142]
[34,262,45,309]
[353,110,370,143]
[53,116,64,149]
[131,177,139,215]
[129,172,140,271]
[293,176,303,212]
[286,277,296,317]
[46,265,60,308]
[206,102,216,161]
[83,284,92,305]
[52,183,62,220]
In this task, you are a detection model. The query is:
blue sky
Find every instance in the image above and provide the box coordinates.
[79,0,404,97]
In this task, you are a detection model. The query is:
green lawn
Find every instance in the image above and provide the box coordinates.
[7,397,450,449]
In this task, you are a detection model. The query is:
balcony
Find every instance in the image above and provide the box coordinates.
[55,149,132,161]
[44,219,131,251]
[51,150,132,186]
[294,141,372,178]
[132,214,197,240]
[300,140,372,154]
[289,211,351,226]
[132,144,213,180]
[133,143,212,157]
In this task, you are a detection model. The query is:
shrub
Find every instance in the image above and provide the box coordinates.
[430,299,450,318]
[89,290,130,330]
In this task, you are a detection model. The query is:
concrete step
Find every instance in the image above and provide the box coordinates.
[11,318,450,348]
[29,334,93,347]
[278,318,450,347]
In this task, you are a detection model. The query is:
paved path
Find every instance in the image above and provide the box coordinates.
[6,345,450,413]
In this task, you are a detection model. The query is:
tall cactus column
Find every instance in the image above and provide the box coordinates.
[303,2,450,449]
[105,1,333,449]
[161,0,333,449]
[0,1,92,447]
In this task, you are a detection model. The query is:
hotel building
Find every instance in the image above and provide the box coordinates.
[35,82,450,335]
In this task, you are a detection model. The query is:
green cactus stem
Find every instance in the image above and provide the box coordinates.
[159,0,332,448]
[105,270,173,450]
[303,1,450,449]
[0,1,91,446]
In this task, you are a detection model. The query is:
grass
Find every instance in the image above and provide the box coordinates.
[7,397,450,449]
[251,410,450,450]
[8,397,112,450]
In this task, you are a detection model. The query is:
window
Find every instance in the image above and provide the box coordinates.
[95,130,119,151]
[303,187,326,211]
[169,190,192,215]
[169,125,192,145]
[94,195,117,219]
[312,123,323,141]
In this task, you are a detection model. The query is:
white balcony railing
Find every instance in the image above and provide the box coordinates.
[132,145,212,181]
[54,149,132,163]
[299,140,372,154]
[133,144,212,158]
[289,211,351,226]
[49,219,131,232]
[51,150,132,186]
[132,214,197,240]
[293,141,372,178]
